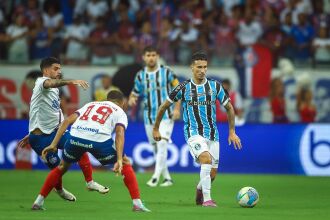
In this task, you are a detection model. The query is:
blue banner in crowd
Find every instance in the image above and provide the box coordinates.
[0,120,329,176]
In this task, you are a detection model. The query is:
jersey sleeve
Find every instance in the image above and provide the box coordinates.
[216,81,230,106]
[167,83,184,103]
[132,71,143,96]
[35,77,48,91]
[167,68,179,89]
[114,109,128,130]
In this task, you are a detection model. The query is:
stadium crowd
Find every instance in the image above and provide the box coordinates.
[0,0,330,67]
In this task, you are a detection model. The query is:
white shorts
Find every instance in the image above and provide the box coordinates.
[187,135,220,168]
[145,119,174,145]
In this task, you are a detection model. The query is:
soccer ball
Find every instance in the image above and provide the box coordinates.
[237,187,259,208]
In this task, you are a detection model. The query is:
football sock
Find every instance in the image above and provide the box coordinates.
[133,199,143,207]
[78,153,93,182]
[54,175,63,190]
[34,195,44,206]
[162,166,172,181]
[152,139,167,180]
[122,164,140,199]
[40,167,63,197]
[197,175,215,190]
[200,164,212,202]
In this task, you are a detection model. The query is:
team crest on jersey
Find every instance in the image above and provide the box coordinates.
[194,144,201,151]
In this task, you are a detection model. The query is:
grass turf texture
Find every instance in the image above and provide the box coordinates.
[0,170,329,220]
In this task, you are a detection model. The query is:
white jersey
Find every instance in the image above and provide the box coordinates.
[29,77,64,134]
[70,101,128,142]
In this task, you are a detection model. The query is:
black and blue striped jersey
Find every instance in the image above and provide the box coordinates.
[168,78,230,141]
[132,65,179,124]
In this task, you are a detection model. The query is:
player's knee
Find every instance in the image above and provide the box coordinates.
[198,152,212,164]
[45,152,60,169]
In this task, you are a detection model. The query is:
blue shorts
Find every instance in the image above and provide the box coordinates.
[63,135,117,165]
[29,130,69,169]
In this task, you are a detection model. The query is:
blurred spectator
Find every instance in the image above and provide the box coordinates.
[24,0,41,27]
[312,26,330,64]
[236,9,263,47]
[5,15,29,63]
[42,1,64,57]
[94,74,119,101]
[133,20,156,62]
[63,15,90,64]
[296,87,316,123]
[290,12,315,62]
[86,0,109,24]
[310,0,330,32]
[88,17,115,65]
[212,11,236,65]
[157,17,175,63]
[114,9,135,65]
[269,77,288,123]
[216,79,244,123]
[29,16,52,61]
[170,17,199,64]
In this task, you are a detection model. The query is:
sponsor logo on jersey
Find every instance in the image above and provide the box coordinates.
[76,126,99,134]
[70,139,93,149]
[187,100,215,106]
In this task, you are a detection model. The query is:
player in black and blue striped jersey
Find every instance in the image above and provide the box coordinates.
[153,51,242,207]
[128,46,181,187]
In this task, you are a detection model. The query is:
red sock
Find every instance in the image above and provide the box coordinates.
[40,167,63,197]
[54,176,63,190]
[78,153,93,182]
[121,164,140,199]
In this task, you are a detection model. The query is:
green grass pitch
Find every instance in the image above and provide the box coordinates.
[0,170,329,220]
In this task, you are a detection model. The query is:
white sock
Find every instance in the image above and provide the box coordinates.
[133,199,142,206]
[152,140,167,180]
[34,195,44,206]
[87,180,94,185]
[197,180,202,190]
[200,164,212,202]
[162,166,172,180]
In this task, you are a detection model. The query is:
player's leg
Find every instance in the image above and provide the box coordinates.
[159,120,174,187]
[60,133,109,193]
[187,135,216,207]
[121,156,151,212]
[32,160,73,210]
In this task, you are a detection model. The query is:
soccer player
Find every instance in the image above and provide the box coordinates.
[128,46,180,187]
[17,57,109,202]
[153,52,242,207]
[32,90,151,212]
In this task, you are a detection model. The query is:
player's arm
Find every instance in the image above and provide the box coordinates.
[170,73,181,120]
[224,102,242,150]
[17,134,29,148]
[43,79,89,90]
[114,125,125,174]
[153,100,172,141]
[128,72,142,106]
[41,113,79,159]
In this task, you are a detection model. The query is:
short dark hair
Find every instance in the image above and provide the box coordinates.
[222,79,231,85]
[40,57,60,72]
[143,45,158,54]
[191,51,207,64]
[107,90,125,102]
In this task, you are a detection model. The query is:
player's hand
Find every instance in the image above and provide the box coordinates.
[172,109,181,120]
[228,130,242,150]
[42,145,57,160]
[128,94,138,107]
[17,135,29,148]
[153,128,162,142]
[72,80,89,90]
[113,159,123,176]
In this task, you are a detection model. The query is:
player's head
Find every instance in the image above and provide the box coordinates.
[142,45,159,69]
[222,79,231,91]
[40,57,61,79]
[107,90,126,109]
[190,51,208,82]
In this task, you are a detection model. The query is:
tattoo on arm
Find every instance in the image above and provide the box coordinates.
[44,79,71,89]
[225,102,235,131]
